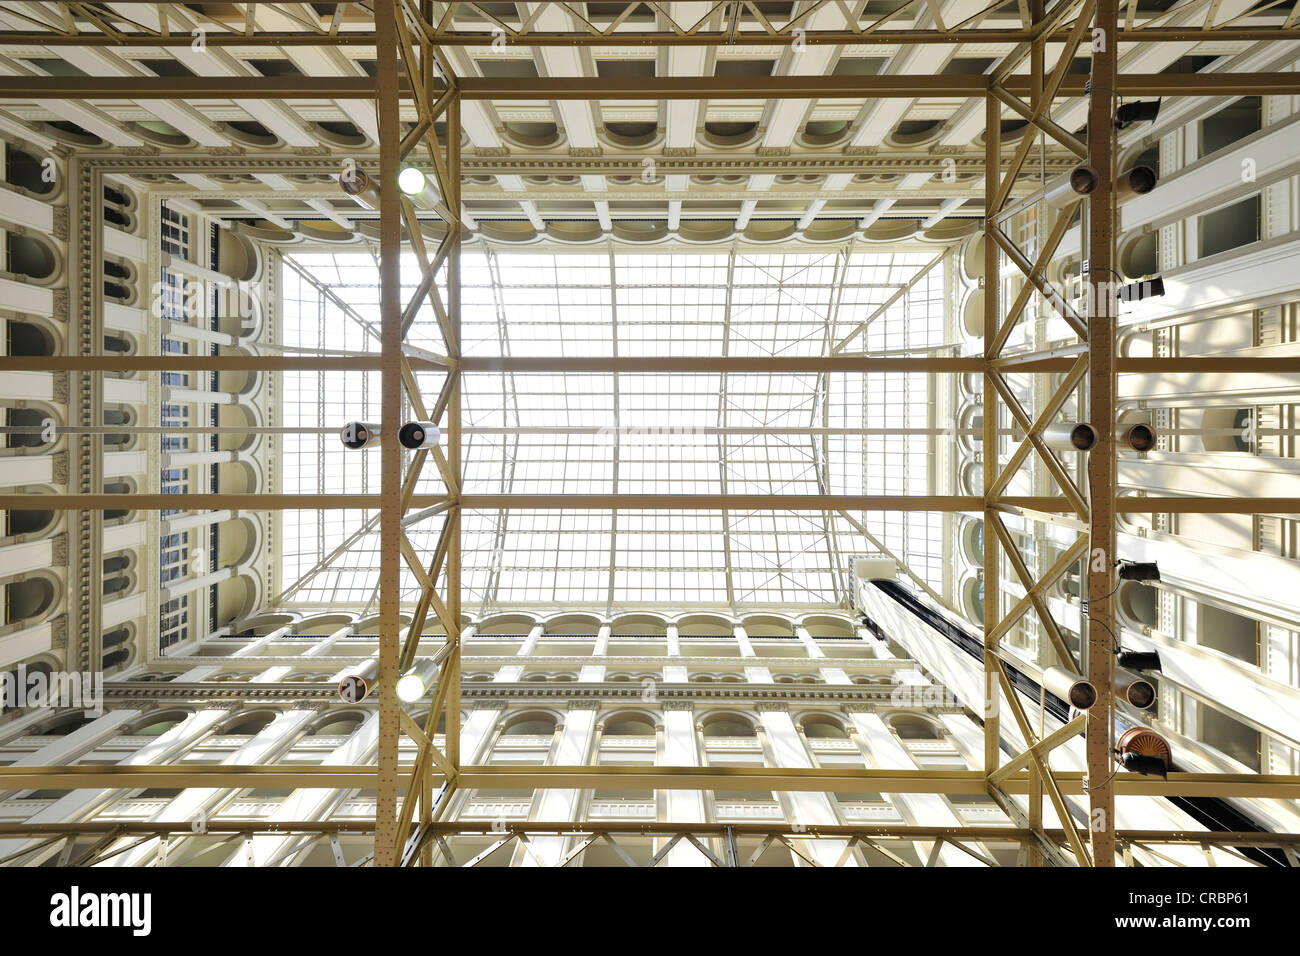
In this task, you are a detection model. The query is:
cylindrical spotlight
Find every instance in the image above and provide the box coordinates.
[340,421,381,450]
[396,658,440,703]
[398,421,441,450]
[1119,422,1157,452]
[1118,561,1160,583]
[1043,422,1098,452]
[1045,165,1099,206]
[1117,164,1158,199]
[1117,726,1171,777]
[1117,649,1161,672]
[1042,666,1097,711]
[1115,671,1157,710]
[339,166,380,210]
[397,167,440,208]
[338,658,379,702]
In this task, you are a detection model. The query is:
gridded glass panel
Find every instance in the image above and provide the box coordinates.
[277,247,948,610]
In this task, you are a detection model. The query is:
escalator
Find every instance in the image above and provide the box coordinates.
[866,578,1287,867]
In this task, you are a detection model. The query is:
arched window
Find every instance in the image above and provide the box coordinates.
[103,648,130,670]
[5,407,48,449]
[310,713,365,736]
[501,713,557,736]
[603,714,656,736]
[3,576,56,626]
[221,712,276,736]
[700,714,756,738]
[801,715,849,739]
[890,714,941,740]
[35,712,95,736]
[5,320,55,356]
[4,509,54,537]
[129,711,188,737]
[5,233,56,281]
[4,144,54,194]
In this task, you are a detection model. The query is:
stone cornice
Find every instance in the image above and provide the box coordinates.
[98,680,963,709]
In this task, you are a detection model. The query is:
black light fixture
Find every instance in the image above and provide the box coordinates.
[1117,727,1171,779]
[1118,275,1166,302]
[398,420,441,450]
[1117,560,1160,583]
[1118,649,1162,673]
[1115,98,1161,130]
[1119,751,1169,777]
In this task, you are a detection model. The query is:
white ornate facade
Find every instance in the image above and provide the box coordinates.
[0,2,1297,867]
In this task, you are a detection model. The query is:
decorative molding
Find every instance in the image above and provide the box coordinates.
[51,614,68,649]
[51,533,68,565]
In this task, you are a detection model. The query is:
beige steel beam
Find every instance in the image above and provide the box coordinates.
[0,76,407,98]
[453,74,1300,100]
[6,494,1300,513]
[8,28,1300,47]
[990,715,1089,787]
[0,765,1296,798]
[5,73,1299,102]
[982,93,1004,784]
[1086,0,1120,868]
[374,0,403,866]
[988,514,1080,671]
[5,356,1297,373]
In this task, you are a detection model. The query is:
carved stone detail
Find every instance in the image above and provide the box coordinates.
[51,534,68,565]
[51,615,68,649]
[568,147,603,157]
[51,451,68,484]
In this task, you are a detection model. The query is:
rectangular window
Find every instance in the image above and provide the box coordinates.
[1198,195,1260,260]
[1198,700,1261,771]
[1198,96,1262,160]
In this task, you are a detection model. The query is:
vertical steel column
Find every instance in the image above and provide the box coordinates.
[982,95,1002,776]
[374,0,402,864]
[1086,0,1119,868]
[445,94,463,771]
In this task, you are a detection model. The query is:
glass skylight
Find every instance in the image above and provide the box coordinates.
[275,245,951,612]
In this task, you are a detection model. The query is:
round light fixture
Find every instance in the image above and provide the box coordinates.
[398,166,428,195]
[396,671,426,703]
